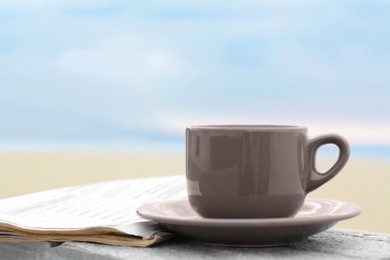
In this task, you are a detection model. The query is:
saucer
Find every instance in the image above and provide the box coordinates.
[137,198,361,246]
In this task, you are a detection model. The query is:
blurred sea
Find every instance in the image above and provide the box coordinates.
[349,146,390,160]
[0,138,388,160]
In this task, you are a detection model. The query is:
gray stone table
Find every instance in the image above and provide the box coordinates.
[0,228,389,260]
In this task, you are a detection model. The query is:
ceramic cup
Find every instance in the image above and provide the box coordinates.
[186,125,350,218]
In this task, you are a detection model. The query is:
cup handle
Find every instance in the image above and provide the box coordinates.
[305,134,350,193]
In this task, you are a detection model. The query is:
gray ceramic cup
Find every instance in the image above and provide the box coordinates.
[186,125,350,218]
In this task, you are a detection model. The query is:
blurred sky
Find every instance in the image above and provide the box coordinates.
[0,0,389,153]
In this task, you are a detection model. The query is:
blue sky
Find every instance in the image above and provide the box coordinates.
[0,0,389,151]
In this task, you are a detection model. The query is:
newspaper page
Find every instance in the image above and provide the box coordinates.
[0,175,186,247]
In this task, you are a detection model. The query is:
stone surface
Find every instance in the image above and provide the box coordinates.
[0,228,389,260]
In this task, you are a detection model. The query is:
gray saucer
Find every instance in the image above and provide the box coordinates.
[137,198,361,246]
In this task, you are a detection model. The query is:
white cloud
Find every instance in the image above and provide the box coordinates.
[56,34,181,85]
[274,45,390,86]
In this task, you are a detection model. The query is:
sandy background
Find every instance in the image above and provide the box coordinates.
[0,153,389,233]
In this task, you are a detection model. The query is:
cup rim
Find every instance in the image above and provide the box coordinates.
[187,125,307,131]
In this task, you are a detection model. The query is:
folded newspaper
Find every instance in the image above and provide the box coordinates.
[0,175,186,247]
